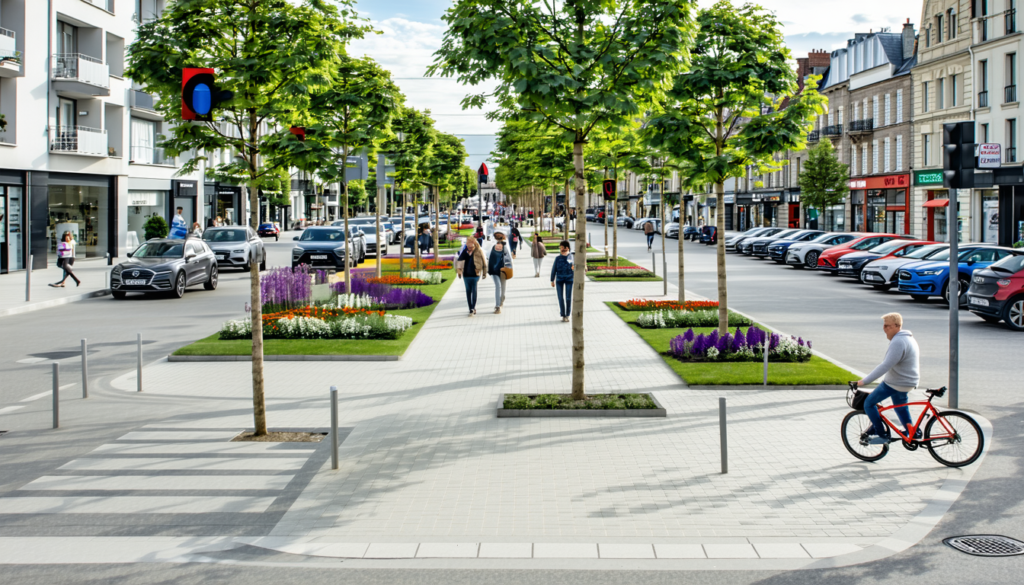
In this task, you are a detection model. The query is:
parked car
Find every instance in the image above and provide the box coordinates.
[967,254,1024,330]
[257,222,280,240]
[291,226,366,269]
[665,222,680,238]
[724,227,773,252]
[700,225,717,244]
[617,215,636,229]
[765,230,825,263]
[836,240,936,279]
[898,245,1019,305]
[785,232,859,269]
[358,224,389,257]
[816,234,907,274]
[111,238,218,299]
[202,226,267,271]
[683,225,701,240]
[740,228,803,256]
[860,243,948,290]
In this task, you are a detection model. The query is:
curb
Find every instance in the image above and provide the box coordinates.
[167,354,400,362]
[0,289,111,318]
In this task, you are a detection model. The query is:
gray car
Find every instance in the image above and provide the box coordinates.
[111,238,218,299]
[202,226,266,271]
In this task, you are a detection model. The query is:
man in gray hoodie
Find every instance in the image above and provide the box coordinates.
[858,312,920,444]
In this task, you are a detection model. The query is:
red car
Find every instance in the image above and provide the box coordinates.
[967,253,1024,331]
[816,233,909,274]
[835,239,939,278]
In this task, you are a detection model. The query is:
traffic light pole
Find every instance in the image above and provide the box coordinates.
[948,193,959,409]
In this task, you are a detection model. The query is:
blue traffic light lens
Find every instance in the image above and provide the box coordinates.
[192,83,212,115]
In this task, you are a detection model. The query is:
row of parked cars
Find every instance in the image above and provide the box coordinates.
[723,227,1024,331]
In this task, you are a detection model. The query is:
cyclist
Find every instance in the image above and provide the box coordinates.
[857,313,920,444]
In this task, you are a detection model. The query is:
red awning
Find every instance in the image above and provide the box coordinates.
[923,199,950,208]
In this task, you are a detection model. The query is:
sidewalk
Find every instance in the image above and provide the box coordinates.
[0,248,989,569]
[0,259,111,317]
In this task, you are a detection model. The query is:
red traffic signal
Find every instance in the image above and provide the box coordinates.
[477,163,489,177]
[290,127,307,141]
[602,179,616,199]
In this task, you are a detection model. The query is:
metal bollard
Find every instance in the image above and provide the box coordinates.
[663,249,668,296]
[106,252,112,266]
[330,386,339,470]
[652,252,656,276]
[137,333,143,392]
[719,397,727,474]
[763,338,769,386]
[81,339,89,399]
[26,254,33,302]
[52,363,60,429]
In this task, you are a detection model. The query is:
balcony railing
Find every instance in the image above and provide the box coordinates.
[130,89,156,111]
[51,53,109,88]
[49,126,108,156]
[1008,9,1017,34]
[1007,147,1017,163]
[848,118,874,133]
[979,90,990,107]
[0,26,14,59]
[823,124,843,137]
[807,130,820,143]
[130,145,173,165]
[1007,84,1018,103]
[81,0,116,12]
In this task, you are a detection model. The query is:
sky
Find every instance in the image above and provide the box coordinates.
[348,0,924,173]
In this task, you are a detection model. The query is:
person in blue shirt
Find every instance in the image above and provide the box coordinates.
[550,240,574,322]
[169,207,188,239]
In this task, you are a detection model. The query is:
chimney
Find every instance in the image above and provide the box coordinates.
[902,19,915,60]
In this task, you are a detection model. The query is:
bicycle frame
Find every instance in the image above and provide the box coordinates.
[877,399,956,443]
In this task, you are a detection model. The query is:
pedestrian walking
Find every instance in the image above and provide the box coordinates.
[474,226,485,246]
[509,222,523,258]
[488,240,512,313]
[169,207,188,239]
[485,220,496,241]
[644,220,655,251]
[530,234,546,277]
[191,222,203,237]
[50,231,81,288]
[456,236,487,317]
[550,240,574,321]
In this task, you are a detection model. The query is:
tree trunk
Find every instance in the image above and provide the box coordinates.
[247,125,266,436]
[571,141,587,401]
[715,180,729,335]
[563,179,570,243]
[612,171,618,274]
[343,146,351,294]
[375,186,383,279]
[678,192,686,303]
[399,190,406,276]
[433,186,440,263]
[415,191,422,271]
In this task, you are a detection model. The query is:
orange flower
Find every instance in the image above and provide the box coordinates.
[367,276,426,285]
[619,299,719,312]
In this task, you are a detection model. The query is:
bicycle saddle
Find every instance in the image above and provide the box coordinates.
[925,387,947,397]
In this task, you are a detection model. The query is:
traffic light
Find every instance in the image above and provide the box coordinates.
[182,68,232,121]
[289,127,316,141]
[602,179,616,200]
[943,121,975,189]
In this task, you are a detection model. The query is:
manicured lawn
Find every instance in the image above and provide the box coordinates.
[587,257,662,282]
[173,270,457,357]
[607,302,855,385]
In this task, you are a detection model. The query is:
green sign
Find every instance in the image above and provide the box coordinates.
[914,170,944,186]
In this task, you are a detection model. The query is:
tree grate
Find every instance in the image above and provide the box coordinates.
[944,535,1024,557]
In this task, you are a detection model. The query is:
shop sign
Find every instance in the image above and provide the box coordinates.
[978,143,1002,168]
[848,174,909,190]
[128,193,158,206]
[914,170,944,186]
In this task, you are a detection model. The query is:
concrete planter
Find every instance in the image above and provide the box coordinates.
[496,392,666,418]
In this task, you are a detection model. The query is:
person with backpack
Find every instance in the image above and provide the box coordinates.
[456,236,487,317]
[488,239,512,313]
[644,220,655,251]
[509,222,524,258]
[50,231,81,288]
[550,240,574,322]
[530,233,547,277]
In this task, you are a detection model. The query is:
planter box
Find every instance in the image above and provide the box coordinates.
[496,392,666,418]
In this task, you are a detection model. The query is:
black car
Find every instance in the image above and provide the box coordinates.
[700,225,717,244]
[291,226,366,269]
[111,238,218,299]
[682,225,700,240]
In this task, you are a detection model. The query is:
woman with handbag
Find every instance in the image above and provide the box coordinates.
[51,231,81,288]
[456,237,487,317]
[488,241,512,313]
[530,234,546,277]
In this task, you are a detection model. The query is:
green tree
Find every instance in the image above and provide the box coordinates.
[382,107,436,273]
[644,1,824,334]
[798,138,849,231]
[126,0,365,435]
[425,133,469,252]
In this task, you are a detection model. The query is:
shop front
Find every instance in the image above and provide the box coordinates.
[750,192,782,227]
[785,191,801,228]
[206,184,243,226]
[734,193,753,231]
[914,170,953,242]
[46,173,116,262]
[997,185,1024,247]
[0,170,26,274]
[127,178,171,250]
[173,180,199,229]
[848,174,911,235]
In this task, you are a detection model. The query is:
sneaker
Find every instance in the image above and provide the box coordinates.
[494,307,501,314]
[469,311,475,318]
[867,435,893,445]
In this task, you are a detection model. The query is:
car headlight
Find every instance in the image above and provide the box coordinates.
[232,249,245,253]
[334,246,347,255]
[292,247,303,255]
[997,279,1012,287]
[875,266,887,271]
[918,269,943,276]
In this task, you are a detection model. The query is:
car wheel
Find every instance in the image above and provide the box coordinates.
[942,276,971,307]
[804,251,819,268]
[204,265,219,290]
[910,294,929,302]
[979,314,1001,324]
[112,291,126,300]
[259,253,267,271]
[1003,296,1024,331]
[171,272,186,299]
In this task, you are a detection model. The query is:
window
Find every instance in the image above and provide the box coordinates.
[923,134,932,166]
[926,26,931,48]
[873,95,879,122]
[980,60,990,107]
[896,135,903,170]
[872,139,879,173]
[884,93,891,125]
[1008,118,1018,162]
[896,89,904,122]
[851,148,857,176]
[952,74,959,106]
[854,101,860,120]
[938,77,945,108]
[923,82,930,112]
[937,14,944,43]
[130,118,156,164]
[1009,0,1018,34]
[884,138,891,172]
[1008,53,1018,103]
[948,8,957,39]
[862,144,868,175]
[981,123,990,143]
[838,106,844,125]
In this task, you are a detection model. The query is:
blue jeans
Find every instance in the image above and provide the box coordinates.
[491,274,506,307]
[646,234,655,248]
[864,381,914,437]
[463,276,479,311]
[555,278,573,317]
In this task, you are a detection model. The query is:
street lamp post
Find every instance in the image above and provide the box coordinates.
[395,130,406,276]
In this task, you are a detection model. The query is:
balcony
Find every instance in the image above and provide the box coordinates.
[0,27,20,78]
[129,89,163,121]
[1006,84,1018,104]
[848,119,874,134]
[49,126,108,157]
[1007,147,1017,163]
[1008,9,1017,35]
[130,145,174,166]
[979,90,989,108]
[823,124,843,137]
[806,130,820,143]
[80,0,116,12]
[51,54,110,97]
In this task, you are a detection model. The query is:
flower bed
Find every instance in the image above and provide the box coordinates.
[424,262,453,271]
[668,327,812,362]
[587,264,650,272]
[221,312,413,340]
[589,268,655,278]
[367,275,426,285]
[333,293,382,310]
[502,393,657,410]
[619,299,719,312]
[405,271,445,285]
[342,278,435,309]
[636,309,752,328]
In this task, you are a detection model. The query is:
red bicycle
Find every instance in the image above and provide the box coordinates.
[841,382,984,468]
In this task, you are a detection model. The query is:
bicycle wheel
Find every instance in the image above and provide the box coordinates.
[925,411,985,468]
[841,411,889,462]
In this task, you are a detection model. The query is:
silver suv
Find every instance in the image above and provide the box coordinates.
[201,226,267,271]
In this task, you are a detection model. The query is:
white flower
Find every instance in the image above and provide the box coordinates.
[706,347,719,360]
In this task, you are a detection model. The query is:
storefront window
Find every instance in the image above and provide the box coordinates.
[47,183,110,259]
[826,204,846,232]
[127,191,168,249]
[867,191,886,232]
[981,192,999,243]
[1,186,24,271]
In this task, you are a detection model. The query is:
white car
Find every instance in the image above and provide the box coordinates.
[634,218,660,233]
[724,227,771,252]
[784,232,857,269]
[860,243,948,290]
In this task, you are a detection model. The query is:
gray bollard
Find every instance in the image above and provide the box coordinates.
[81,339,89,399]
[52,363,60,429]
[763,338,769,386]
[330,386,339,470]
[719,397,727,474]
[652,252,656,276]
[137,333,143,393]
[662,250,668,297]
[106,252,112,266]
[26,254,33,302]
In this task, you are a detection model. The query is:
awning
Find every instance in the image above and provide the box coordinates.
[923,199,949,208]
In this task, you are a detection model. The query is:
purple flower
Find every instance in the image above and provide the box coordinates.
[770,333,780,350]
[797,337,804,346]
[716,333,731,354]
[807,340,813,350]
[732,329,745,351]
[670,335,685,356]
[683,328,695,342]
[692,334,707,356]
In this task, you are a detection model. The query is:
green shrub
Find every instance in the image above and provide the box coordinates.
[143,215,169,240]
[1014,241,1024,249]
[501,393,657,410]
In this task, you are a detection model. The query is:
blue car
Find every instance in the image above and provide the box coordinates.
[897,245,1019,305]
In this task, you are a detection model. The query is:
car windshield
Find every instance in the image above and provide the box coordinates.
[203,229,247,242]
[906,244,946,259]
[989,255,1024,273]
[808,233,837,243]
[927,248,982,262]
[771,229,798,239]
[360,226,377,235]
[870,240,909,255]
[133,242,184,258]
[299,229,346,242]
[258,224,274,230]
